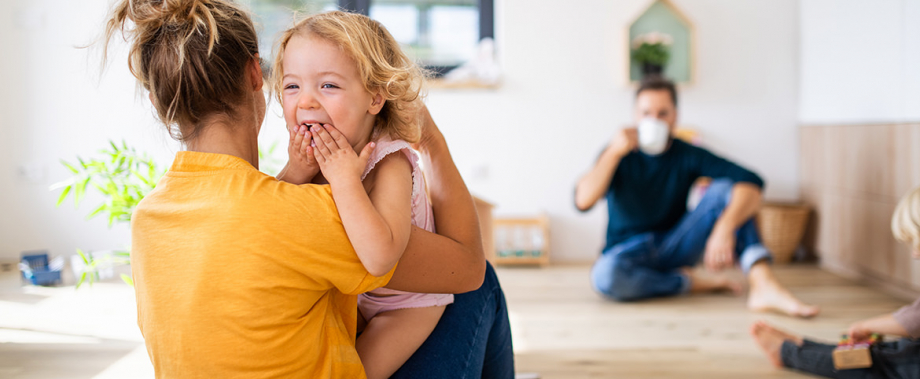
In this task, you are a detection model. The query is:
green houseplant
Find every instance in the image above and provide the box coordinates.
[51,140,285,287]
[51,140,164,287]
[631,32,673,77]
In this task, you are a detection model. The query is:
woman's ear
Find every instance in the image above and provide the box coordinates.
[249,54,264,92]
[368,91,385,115]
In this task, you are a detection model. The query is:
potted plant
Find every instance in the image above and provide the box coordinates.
[632,32,673,77]
[51,140,284,287]
[51,140,164,287]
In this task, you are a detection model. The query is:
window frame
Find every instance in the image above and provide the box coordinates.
[339,0,494,76]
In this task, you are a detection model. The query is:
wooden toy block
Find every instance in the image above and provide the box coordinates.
[833,345,871,370]
[832,334,880,370]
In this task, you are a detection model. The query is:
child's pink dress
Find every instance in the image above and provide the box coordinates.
[356,137,454,321]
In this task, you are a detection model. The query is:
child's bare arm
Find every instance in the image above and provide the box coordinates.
[276,125,320,184]
[359,154,413,274]
[313,124,412,277]
[848,313,909,342]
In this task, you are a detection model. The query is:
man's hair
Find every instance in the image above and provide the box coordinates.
[636,75,678,108]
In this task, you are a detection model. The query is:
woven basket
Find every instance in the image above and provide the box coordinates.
[757,203,811,264]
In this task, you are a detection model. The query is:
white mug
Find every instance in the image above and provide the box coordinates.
[637,118,670,156]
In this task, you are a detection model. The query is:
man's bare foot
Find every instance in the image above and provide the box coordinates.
[747,279,821,317]
[747,264,820,318]
[749,320,802,368]
[684,268,743,295]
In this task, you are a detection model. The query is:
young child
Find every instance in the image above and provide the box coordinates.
[270,11,452,379]
[750,186,920,378]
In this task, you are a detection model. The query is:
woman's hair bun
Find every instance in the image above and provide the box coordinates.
[102,0,260,142]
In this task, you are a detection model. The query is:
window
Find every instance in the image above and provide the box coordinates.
[356,0,494,75]
[247,0,494,76]
[245,0,338,57]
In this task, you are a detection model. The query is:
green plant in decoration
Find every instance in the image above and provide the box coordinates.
[50,140,165,288]
[258,140,284,176]
[52,140,162,225]
[73,248,133,288]
[51,140,287,288]
[631,32,673,77]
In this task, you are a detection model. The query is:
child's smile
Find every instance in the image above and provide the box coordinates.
[280,34,384,152]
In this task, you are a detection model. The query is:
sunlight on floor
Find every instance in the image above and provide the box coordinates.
[0,269,152,379]
[497,264,908,379]
[0,264,910,378]
[0,329,102,344]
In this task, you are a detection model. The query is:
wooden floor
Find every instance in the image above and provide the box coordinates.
[0,264,910,378]
[501,264,908,379]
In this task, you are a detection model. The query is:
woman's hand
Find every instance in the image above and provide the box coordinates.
[312,124,375,187]
[412,104,445,154]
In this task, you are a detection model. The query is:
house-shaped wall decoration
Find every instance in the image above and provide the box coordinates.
[628,0,695,84]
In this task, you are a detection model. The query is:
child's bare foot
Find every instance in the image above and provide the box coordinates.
[684,268,743,295]
[749,320,802,368]
[747,264,820,318]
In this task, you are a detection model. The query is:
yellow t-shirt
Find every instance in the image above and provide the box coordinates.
[131,151,393,378]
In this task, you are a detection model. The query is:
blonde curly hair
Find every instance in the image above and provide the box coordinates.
[893,187,920,251]
[270,11,426,143]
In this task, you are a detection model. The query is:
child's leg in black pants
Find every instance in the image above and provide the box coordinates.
[781,338,920,378]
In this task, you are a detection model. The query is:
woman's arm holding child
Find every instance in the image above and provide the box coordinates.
[383,106,487,294]
[312,124,412,277]
[277,125,320,184]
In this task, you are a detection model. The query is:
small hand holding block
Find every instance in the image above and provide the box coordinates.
[833,334,880,370]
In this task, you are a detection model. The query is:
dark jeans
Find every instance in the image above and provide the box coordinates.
[390,262,515,378]
[782,338,920,378]
[591,179,773,301]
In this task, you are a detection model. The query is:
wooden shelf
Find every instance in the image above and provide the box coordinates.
[491,215,550,266]
[491,256,548,266]
[426,79,500,90]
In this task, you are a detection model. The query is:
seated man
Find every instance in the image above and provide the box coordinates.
[574,76,818,318]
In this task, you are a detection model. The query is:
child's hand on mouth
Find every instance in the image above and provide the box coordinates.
[312,124,376,187]
[283,123,320,183]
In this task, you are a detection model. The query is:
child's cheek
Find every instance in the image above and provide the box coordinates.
[283,112,296,129]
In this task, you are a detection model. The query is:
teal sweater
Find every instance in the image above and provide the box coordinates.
[599,139,764,251]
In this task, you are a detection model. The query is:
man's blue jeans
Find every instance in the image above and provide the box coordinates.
[591,179,773,301]
[391,262,515,378]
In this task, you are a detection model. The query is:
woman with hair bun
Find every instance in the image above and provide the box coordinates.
[102,0,512,377]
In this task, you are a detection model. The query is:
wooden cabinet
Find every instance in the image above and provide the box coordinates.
[801,124,920,299]
[491,215,550,266]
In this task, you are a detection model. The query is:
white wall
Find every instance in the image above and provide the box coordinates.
[427,0,801,262]
[799,0,920,124]
[0,1,26,262]
[0,0,290,263]
[0,0,172,263]
[0,0,801,264]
